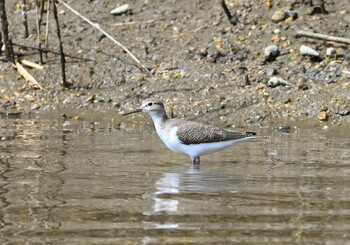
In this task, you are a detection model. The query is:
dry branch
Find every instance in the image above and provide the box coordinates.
[108,19,156,27]
[16,61,43,90]
[12,42,94,61]
[221,0,238,26]
[21,0,29,38]
[0,0,14,61]
[44,0,50,56]
[51,0,68,87]
[57,0,151,76]
[35,0,43,63]
[20,59,44,70]
[296,30,350,45]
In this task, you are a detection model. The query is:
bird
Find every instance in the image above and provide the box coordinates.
[123,98,257,164]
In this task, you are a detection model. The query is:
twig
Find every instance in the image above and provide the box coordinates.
[12,42,94,61]
[8,39,15,63]
[44,0,50,58]
[16,61,43,90]
[0,28,2,56]
[169,25,207,39]
[39,0,45,23]
[21,0,29,38]
[57,0,152,76]
[220,0,238,26]
[20,59,44,70]
[107,19,156,27]
[35,0,43,63]
[0,0,14,61]
[51,0,68,87]
[296,30,350,45]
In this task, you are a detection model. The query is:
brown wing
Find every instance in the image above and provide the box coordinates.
[175,121,256,145]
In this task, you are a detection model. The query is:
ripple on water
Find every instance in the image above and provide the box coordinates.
[1,119,350,244]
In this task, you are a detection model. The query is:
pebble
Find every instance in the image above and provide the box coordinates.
[264,45,279,58]
[143,35,155,44]
[265,68,275,76]
[316,111,328,121]
[271,10,286,23]
[339,109,350,116]
[326,47,336,56]
[110,4,130,15]
[300,45,319,57]
[24,94,36,102]
[267,77,290,87]
[335,67,342,77]
[31,103,41,110]
[296,78,309,90]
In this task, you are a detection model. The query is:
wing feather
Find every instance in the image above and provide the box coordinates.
[174,120,256,145]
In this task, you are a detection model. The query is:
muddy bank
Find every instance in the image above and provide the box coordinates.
[0,0,350,127]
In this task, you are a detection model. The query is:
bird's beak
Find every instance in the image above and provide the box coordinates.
[122,108,143,116]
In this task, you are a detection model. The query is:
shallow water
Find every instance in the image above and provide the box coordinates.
[1,117,350,244]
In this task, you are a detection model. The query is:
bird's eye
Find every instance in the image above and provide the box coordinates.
[147,102,153,106]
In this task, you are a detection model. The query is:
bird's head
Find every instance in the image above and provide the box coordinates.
[122,98,165,117]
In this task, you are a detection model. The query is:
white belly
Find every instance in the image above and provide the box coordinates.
[155,124,252,159]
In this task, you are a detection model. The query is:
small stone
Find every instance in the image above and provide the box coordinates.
[300,45,319,57]
[31,103,41,110]
[266,68,275,76]
[335,67,342,77]
[326,47,336,56]
[194,101,201,107]
[271,10,286,23]
[86,94,96,103]
[143,35,155,44]
[284,17,293,24]
[198,47,208,57]
[236,35,246,42]
[339,109,350,116]
[24,94,36,102]
[316,111,328,121]
[110,4,130,15]
[342,83,350,89]
[268,77,290,87]
[297,78,308,90]
[264,45,279,58]
[271,35,281,43]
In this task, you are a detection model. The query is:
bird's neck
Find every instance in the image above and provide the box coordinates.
[149,110,169,127]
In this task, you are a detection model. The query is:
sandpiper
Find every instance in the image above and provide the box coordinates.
[123,98,257,164]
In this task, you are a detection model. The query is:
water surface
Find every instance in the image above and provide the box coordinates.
[1,117,350,244]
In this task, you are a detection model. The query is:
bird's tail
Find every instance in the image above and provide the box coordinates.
[245,132,270,139]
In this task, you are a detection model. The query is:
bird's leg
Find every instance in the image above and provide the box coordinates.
[192,156,200,165]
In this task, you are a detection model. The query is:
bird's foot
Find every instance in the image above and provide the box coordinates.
[192,157,200,165]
